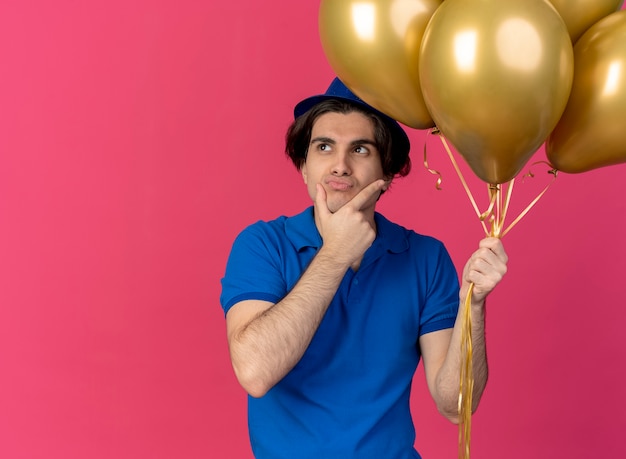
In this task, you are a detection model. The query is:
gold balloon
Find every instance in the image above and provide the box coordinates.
[547,0,624,44]
[319,0,441,129]
[546,10,626,174]
[419,0,574,184]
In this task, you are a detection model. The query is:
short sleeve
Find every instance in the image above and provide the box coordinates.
[418,240,460,336]
[219,222,288,316]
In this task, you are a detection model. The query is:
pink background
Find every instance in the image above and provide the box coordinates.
[1,1,625,458]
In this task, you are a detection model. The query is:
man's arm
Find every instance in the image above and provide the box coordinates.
[226,249,351,398]
[225,180,386,398]
[420,237,508,423]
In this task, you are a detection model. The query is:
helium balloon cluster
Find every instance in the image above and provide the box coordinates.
[320,0,626,184]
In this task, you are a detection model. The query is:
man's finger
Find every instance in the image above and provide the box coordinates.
[479,237,508,263]
[314,183,331,218]
[346,179,386,211]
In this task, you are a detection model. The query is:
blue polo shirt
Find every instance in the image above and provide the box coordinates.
[220,207,459,459]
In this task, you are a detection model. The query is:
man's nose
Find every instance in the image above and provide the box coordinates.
[331,151,351,176]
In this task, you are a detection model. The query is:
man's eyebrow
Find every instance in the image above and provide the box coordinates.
[349,138,376,147]
[310,136,336,144]
[310,137,376,147]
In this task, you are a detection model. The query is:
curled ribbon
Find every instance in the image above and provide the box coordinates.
[423,128,443,190]
[432,133,557,459]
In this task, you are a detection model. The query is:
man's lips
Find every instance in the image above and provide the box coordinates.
[325,179,353,191]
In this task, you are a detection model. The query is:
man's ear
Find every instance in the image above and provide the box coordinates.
[301,163,308,185]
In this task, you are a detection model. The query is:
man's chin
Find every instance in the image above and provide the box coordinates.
[326,198,350,213]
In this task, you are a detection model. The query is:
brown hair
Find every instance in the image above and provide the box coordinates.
[285,99,411,179]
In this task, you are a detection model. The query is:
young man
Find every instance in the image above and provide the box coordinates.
[220,78,508,459]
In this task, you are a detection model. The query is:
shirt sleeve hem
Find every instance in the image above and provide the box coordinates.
[223,292,282,316]
[419,317,456,336]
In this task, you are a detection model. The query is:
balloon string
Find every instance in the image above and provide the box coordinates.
[497,179,515,238]
[437,135,558,239]
[437,133,490,236]
[482,186,498,226]
[423,134,443,190]
[459,282,474,459]
[436,137,558,459]
[488,183,504,237]
[500,163,558,238]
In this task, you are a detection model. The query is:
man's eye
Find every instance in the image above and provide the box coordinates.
[319,144,330,151]
[355,146,369,154]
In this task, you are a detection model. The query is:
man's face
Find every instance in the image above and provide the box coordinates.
[301,111,386,214]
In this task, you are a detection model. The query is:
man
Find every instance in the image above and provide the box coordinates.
[220,78,508,459]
